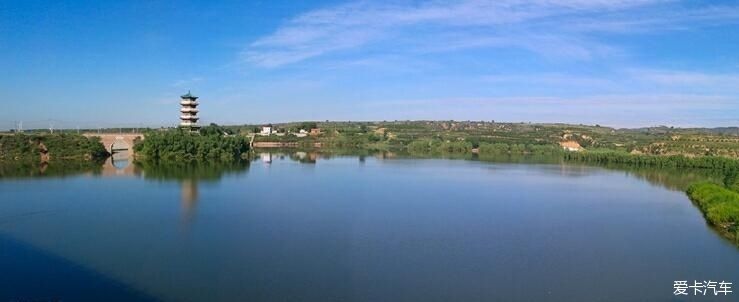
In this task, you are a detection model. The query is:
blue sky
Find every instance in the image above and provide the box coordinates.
[1,0,739,129]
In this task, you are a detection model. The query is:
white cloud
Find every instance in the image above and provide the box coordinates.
[563,5,739,33]
[243,0,721,67]
[629,69,739,86]
[477,68,739,95]
[233,1,739,127]
[625,69,739,95]
[481,73,615,87]
[366,93,734,108]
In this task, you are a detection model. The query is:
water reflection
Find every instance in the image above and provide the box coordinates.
[0,150,728,196]
[461,153,723,192]
[252,149,398,165]
[0,159,105,178]
[102,157,140,177]
[111,151,130,168]
[111,158,129,170]
[2,152,738,302]
[134,160,250,181]
[260,152,272,164]
[180,179,199,225]
[136,160,251,226]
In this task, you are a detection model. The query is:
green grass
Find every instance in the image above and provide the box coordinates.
[687,182,739,241]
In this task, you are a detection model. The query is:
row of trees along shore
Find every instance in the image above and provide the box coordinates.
[0,125,251,163]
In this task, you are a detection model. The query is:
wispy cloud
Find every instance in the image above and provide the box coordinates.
[242,0,739,67]
[232,1,739,127]
[172,77,204,88]
[481,73,615,88]
[563,5,739,33]
[365,93,734,108]
[485,67,739,84]
[629,69,739,86]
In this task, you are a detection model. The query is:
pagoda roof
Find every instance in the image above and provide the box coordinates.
[181,90,199,99]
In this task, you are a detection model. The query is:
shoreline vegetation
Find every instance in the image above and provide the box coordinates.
[688,183,739,242]
[0,133,109,178]
[0,133,108,161]
[2,120,739,242]
[133,125,250,162]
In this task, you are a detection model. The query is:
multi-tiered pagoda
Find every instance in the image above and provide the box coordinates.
[179,91,200,132]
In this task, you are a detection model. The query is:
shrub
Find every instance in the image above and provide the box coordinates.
[0,134,107,161]
[134,128,249,161]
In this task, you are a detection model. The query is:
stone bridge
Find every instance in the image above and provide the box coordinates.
[83,133,144,154]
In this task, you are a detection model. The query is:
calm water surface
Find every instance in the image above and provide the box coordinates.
[0,153,737,301]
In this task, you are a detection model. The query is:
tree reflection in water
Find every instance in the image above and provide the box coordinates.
[134,159,252,227]
[0,151,728,223]
[0,159,105,179]
[0,151,727,194]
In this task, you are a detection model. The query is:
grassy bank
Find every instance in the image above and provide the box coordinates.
[687,183,739,241]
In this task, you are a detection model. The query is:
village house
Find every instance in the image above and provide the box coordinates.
[260,124,273,136]
[293,129,309,138]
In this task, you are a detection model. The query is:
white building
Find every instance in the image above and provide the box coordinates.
[260,124,273,136]
[294,129,308,137]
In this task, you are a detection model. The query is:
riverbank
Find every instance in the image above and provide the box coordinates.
[687,183,739,242]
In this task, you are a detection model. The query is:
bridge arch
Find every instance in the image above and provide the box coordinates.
[107,137,133,154]
[83,133,143,155]
[111,139,131,153]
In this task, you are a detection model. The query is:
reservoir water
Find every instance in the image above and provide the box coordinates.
[1,153,737,301]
